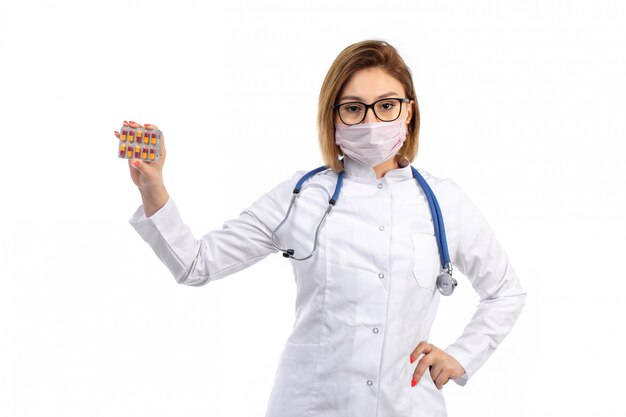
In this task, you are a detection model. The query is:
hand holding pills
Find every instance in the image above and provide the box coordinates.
[114,121,169,217]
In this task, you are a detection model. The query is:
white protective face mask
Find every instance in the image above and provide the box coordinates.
[334,116,408,168]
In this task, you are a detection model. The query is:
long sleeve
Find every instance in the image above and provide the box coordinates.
[443,181,527,386]
[128,171,306,286]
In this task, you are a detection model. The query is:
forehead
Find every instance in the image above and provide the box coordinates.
[339,67,404,100]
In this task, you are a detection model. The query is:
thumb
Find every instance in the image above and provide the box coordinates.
[130,158,150,174]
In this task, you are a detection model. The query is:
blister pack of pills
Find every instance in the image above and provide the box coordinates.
[117,125,162,162]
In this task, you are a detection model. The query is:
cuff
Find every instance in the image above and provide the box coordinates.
[128,196,173,223]
[444,345,471,387]
[127,196,197,281]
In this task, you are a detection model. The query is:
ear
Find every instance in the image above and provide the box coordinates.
[404,100,414,130]
[406,100,414,123]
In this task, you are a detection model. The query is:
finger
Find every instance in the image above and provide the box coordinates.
[412,353,435,386]
[434,372,450,390]
[129,158,153,173]
[430,362,445,388]
[114,130,120,138]
[128,120,144,128]
[410,341,432,363]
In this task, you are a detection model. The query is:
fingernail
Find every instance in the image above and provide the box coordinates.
[411,377,417,387]
[132,160,140,167]
[410,356,415,364]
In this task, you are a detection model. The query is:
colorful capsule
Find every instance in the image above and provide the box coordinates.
[118,126,162,162]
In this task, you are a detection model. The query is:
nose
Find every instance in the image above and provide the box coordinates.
[363,106,378,124]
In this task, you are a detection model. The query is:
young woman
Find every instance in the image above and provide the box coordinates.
[115,39,526,417]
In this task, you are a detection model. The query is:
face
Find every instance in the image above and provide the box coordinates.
[335,67,414,128]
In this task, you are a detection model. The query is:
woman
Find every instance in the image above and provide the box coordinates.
[115,39,526,417]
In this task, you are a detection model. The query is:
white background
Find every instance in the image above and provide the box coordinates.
[1,0,624,416]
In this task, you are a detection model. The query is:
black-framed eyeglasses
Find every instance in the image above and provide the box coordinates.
[333,97,411,126]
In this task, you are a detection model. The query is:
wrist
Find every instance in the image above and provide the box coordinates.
[139,183,168,199]
[139,186,169,217]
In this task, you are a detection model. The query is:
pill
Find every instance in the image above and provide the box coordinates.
[119,144,126,157]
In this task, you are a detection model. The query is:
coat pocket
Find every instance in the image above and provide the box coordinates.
[410,233,441,292]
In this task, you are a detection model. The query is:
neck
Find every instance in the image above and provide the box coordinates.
[373,155,400,179]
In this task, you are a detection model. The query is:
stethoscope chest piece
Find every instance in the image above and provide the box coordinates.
[436,272,457,296]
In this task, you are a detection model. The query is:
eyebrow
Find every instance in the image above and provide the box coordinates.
[338,91,400,102]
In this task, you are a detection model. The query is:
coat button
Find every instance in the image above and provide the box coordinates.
[377,183,383,189]
[367,380,373,386]
[379,273,384,279]
[373,328,379,334]
[379,225,385,231]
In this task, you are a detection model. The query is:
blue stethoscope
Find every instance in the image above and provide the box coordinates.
[270,159,458,296]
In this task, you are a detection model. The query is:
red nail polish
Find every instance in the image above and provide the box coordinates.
[410,356,415,364]
[411,377,417,387]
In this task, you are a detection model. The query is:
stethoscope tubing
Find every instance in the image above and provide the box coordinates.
[270,162,455,294]
[410,166,452,272]
[270,168,344,261]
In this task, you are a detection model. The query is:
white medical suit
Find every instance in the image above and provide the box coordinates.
[128,154,527,417]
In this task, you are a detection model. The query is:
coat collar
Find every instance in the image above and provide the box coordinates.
[341,153,414,183]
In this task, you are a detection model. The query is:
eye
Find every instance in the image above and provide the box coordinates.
[342,103,364,113]
[376,100,396,111]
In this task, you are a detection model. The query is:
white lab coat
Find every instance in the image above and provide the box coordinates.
[128,154,526,417]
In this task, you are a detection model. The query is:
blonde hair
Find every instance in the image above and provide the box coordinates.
[317,39,420,174]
